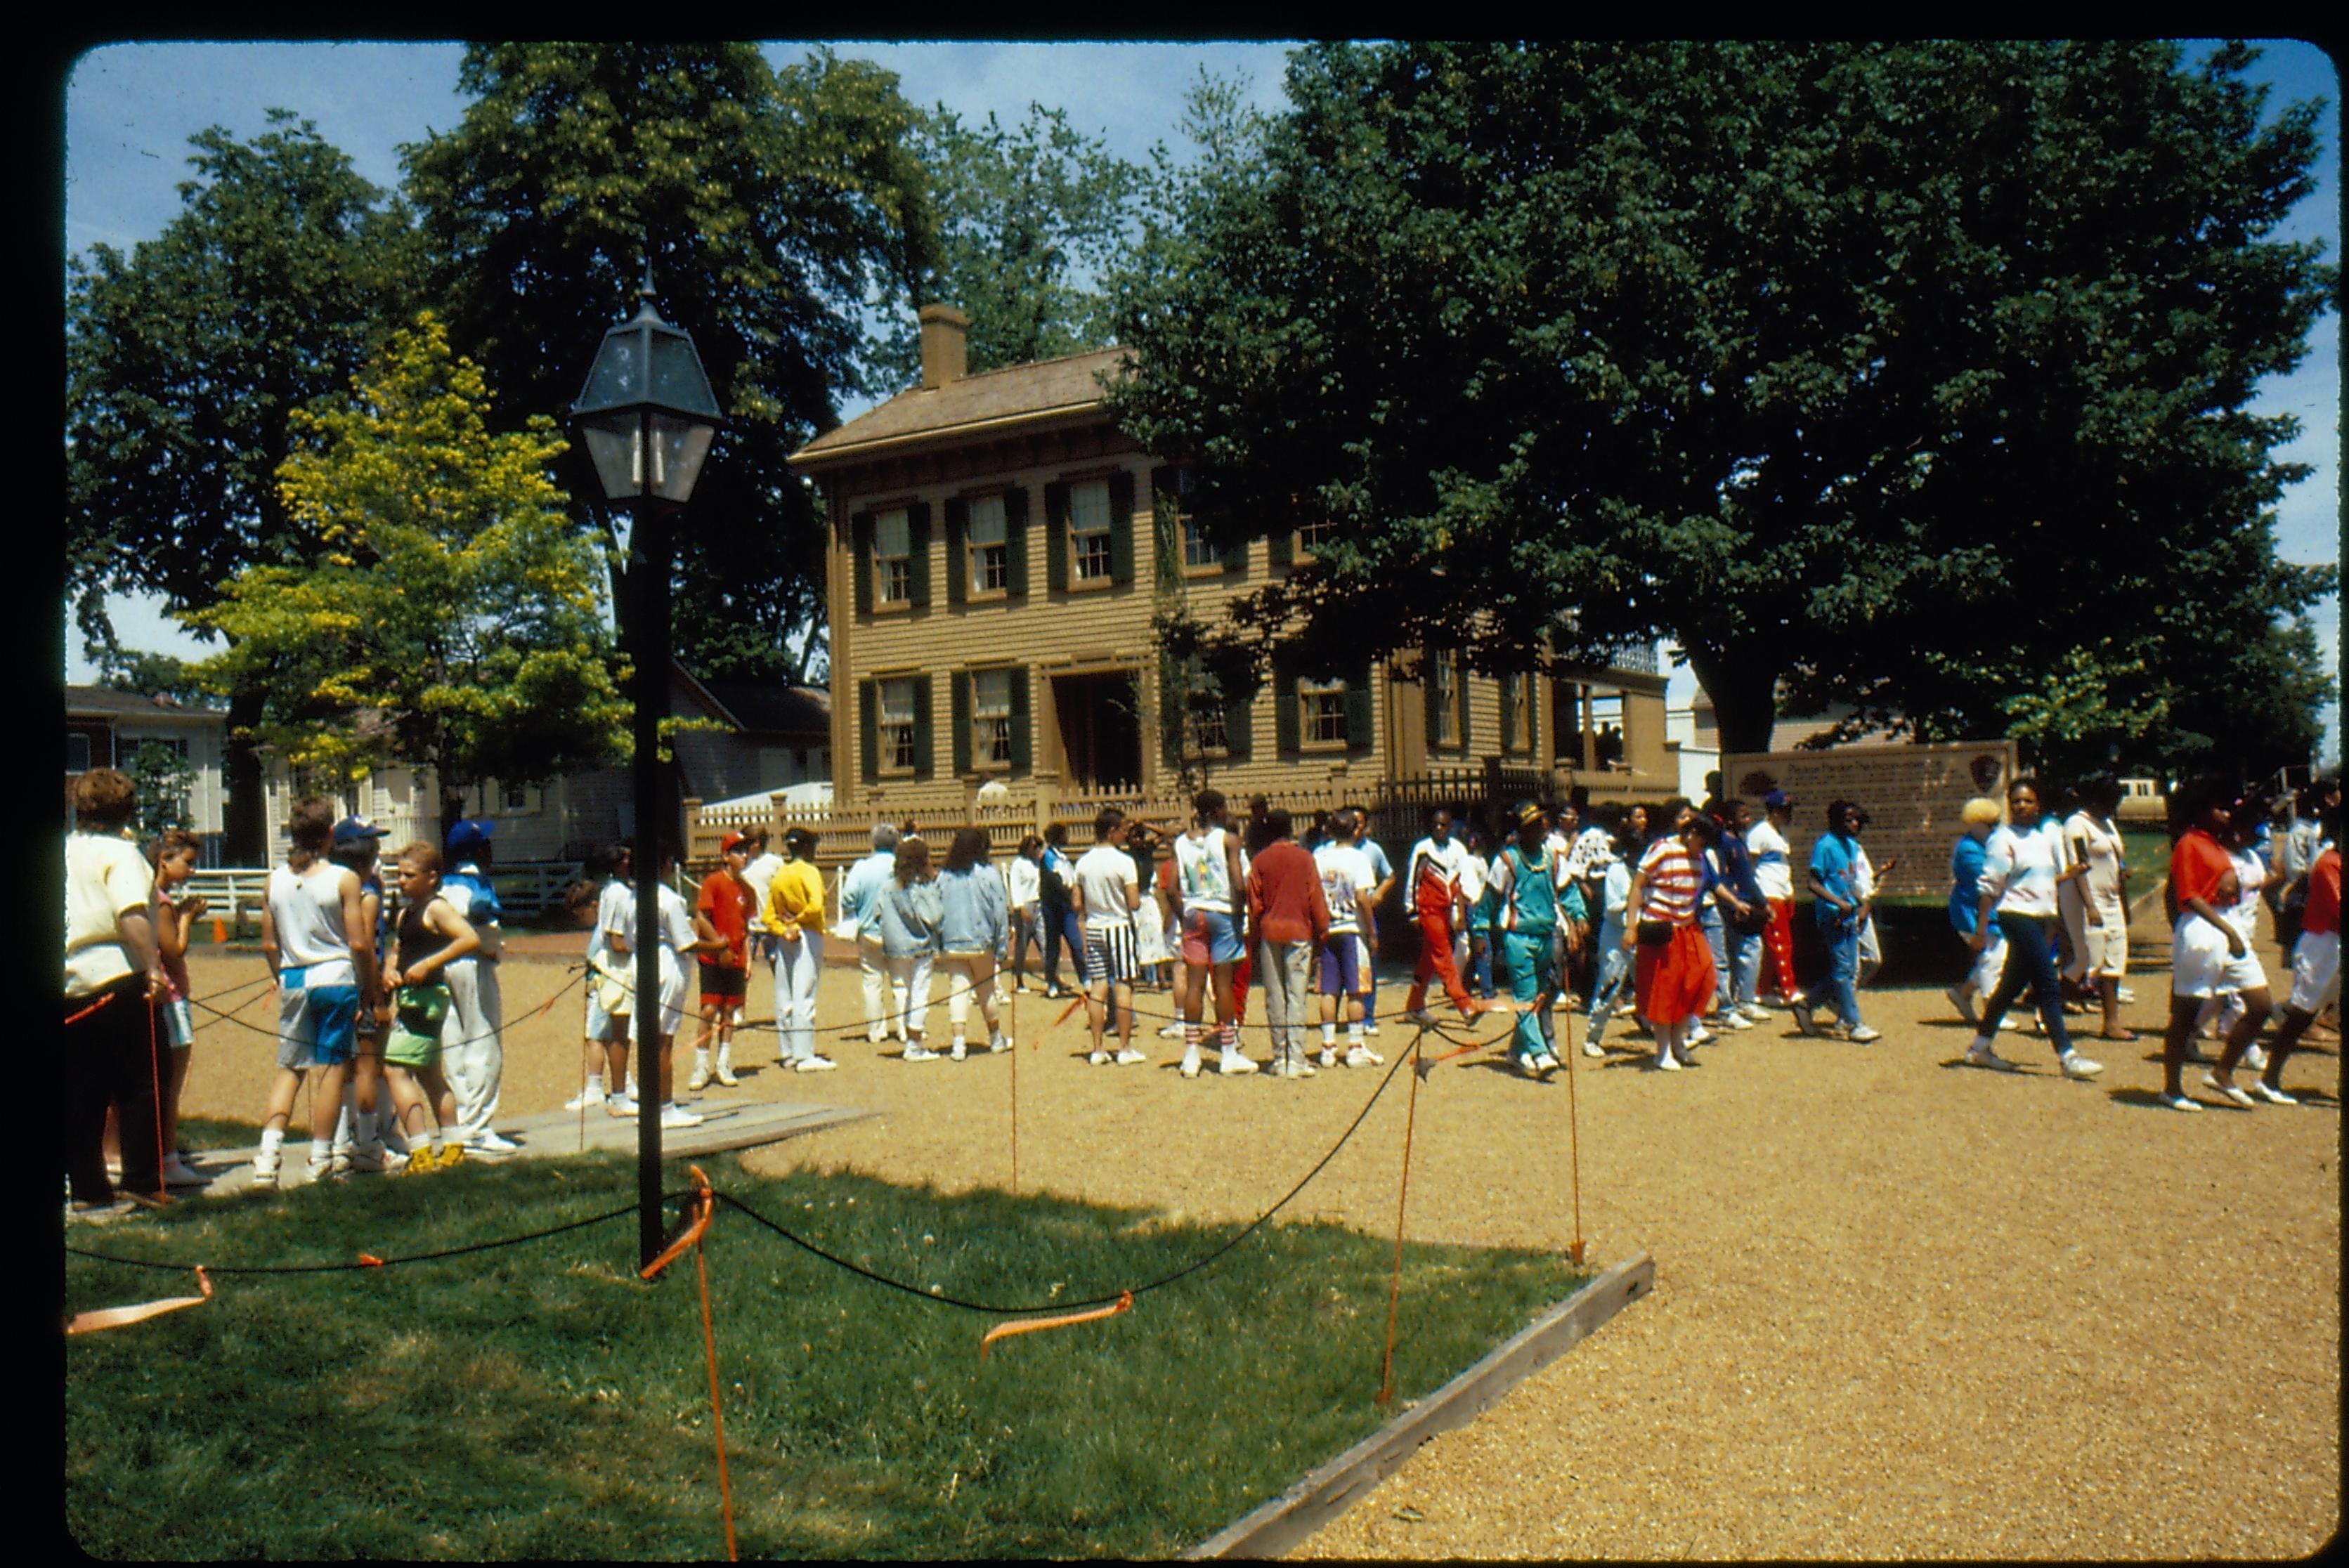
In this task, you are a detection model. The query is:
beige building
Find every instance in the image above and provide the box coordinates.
[787,307,1674,832]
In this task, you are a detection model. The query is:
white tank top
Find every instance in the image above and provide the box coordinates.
[268,860,356,986]
[1174,826,1235,914]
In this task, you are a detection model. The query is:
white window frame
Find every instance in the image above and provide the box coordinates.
[1299,676,1349,749]
[971,667,1015,769]
[879,677,919,773]
[1431,655,1460,747]
[1068,478,1114,582]
[968,493,1010,595]
[873,508,913,605]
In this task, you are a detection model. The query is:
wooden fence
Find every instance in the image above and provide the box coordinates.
[184,860,587,934]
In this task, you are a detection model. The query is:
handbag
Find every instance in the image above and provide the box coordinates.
[1636,920,1673,947]
[1731,900,1771,936]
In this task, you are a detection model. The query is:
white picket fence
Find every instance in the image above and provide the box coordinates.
[183,861,587,932]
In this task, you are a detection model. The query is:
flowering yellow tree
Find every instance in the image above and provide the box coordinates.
[189,313,629,839]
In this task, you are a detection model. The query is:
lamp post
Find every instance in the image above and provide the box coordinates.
[571,264,724,1270]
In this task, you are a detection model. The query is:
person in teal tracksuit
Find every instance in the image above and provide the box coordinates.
[1484,801,1569,1076]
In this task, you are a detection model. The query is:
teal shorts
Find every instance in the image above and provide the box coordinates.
[386,983,450,1069]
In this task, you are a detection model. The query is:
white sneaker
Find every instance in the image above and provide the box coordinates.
[1998,1015,2020,1032]
[950,1040,968,1061]
[795,1056,838,1073]
[250,1151,281,1189]
[1400,1009,1437,1027]
[2201,1072,2256,1109]
[687,1065,713,1092]
[660,1104,705,1128]
[1319,1047,1338,1069]
[1344,1044,1383,1068]
[1363,1021,1381,1036]
[1738,1003,1771,1024]
[2158,1091,2203,1113]
[713,1064,741,1087]
[1114,1048,1147,1066]
[1655,1049,1682,1071]
[2243,1043,2269,1072]
[468,1130,521,1155]
[1687,1022,1712,1045]
[903,1044,942,1062]
[344,1145,394,1175]
[564,1086,608,1111]
[1157,1022,1186,1039]
[1721,1010,1754,1031]
[2249,1080,2298,1106]
[161,1153,210,1187]
[1180,1047,1202,1079]
[606,1094,639,1117]
[1218,1050,1259,1076]
[1090,1050,1111,1066]
[989,1033,1010,1053]
[308,1151,346,1182]
[2059,1051,2104,1080]
[1848,1026,1882,1045]
[1965,1040,2021,1073]
[1275,1058,1315,1079]
[1582,1038,1605,1058]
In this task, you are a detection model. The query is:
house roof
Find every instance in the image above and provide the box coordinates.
[790,346,1129,469]
[65,685,225,722]
[691,677,829,737]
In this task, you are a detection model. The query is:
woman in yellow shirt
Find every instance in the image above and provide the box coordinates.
[763,828,834,1073]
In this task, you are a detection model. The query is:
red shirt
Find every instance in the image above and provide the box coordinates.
[2169,829,2234,910]
[696,872,753,967]
[2304,847,2341,938]
[1247,840,1332,947]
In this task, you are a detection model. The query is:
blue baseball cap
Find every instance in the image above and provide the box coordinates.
[331,816,389,850]
[445,818,495,856]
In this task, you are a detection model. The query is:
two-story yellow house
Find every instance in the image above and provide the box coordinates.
[788,306,1676,831]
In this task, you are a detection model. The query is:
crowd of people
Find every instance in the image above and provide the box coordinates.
[63,762,2339,1215]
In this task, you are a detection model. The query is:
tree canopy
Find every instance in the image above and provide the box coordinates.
[868,101,1144,386]
[65,109,423,855]
[401,42,938,686]
[1107,41,2338,773]
[186,315,627,842]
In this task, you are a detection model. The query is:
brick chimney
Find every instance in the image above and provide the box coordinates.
[918,303,969,390]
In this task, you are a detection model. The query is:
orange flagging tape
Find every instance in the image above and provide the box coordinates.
[67,1267,213,1335]
[1027,993,1088,1050]
[979,1290,1133,1360]
[63,991,120,1027]
[641,1166,717,1283]
[358,1253,386,1267]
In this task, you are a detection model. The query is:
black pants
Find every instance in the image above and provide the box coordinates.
[1041,899,1073,989]
[65,977,164,1204]
[1981,912,2073,1057]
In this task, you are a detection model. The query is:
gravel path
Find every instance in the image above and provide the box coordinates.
[175,906,2339,1558]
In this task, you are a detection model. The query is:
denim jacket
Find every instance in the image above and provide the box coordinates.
[936,865,1009,958]
[871,877,944,958]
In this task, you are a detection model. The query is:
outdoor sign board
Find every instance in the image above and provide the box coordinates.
[1721,740,2019,903]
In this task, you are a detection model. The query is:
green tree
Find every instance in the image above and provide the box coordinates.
[124,740,197,840]
[401,43,937,686]
[1108,42,2336,766]
[66,110,422,857]
[186,315,628,844]
[92,649,211,709]
[870,102,1145,386]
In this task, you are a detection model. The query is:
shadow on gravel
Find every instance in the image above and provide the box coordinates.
[1935,1058,2046,1073]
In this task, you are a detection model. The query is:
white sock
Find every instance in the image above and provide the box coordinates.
[691,1047,710,1076]
[1347,1022,1365,1047]
[1321,1021,1337,1046]
[310,1138,332,1164]
[585,1073,604,1093]
[716,1043,732,1073]
[1183,1022,1201,1052]
[353,1109,377,1146]
[260,1127,285,1156]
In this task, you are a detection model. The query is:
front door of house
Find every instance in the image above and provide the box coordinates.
[1051,672,1142,792]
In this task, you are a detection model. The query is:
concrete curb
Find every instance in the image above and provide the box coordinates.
[1182,1250,1656,1560]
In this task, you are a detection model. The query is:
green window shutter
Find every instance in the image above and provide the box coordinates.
[1345,662,1375,750]
[912,676,934,780]
[907,502,932,608]
[944,497,968,606]
[1107,469,1136,585]
[1221,684,1253,761]
[1273,653,1300,755]
[1523,674,1536,755]
[1422,649,1442,750]
[1268,525,1294,569]
[1003,487,1029,596]
[852,513,874,615]
[1455,654,1470,751]
[951,669,972,776]
[1044,483,1069,593]
[1008,665,1032,772]
[859,679,878,785]
[1159,669,1184,771]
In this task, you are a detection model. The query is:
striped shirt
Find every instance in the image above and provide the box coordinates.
[1635,839,1702,925]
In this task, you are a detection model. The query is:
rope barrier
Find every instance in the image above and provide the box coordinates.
[635,1166,738,1561]
[65,1197,664,1276]
[1377,1031,1425,1407]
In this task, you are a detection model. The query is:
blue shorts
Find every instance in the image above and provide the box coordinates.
[1181,908,1244,967]
[277,968,359,1071]
[1317,934,1365,995]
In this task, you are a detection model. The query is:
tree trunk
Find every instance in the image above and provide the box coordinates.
[222,684,268,864]
[1685,645,1781,760]
[437,738,468,854]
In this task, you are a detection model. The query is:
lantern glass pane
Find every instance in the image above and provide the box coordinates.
[648,334,722,419]
[580,333,646,411]
[648,414,715,503]
[580,417,644,500]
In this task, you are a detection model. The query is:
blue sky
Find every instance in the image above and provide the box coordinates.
[61,39,2341,760]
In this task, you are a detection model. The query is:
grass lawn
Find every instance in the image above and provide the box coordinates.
[66,1153,1582,1560]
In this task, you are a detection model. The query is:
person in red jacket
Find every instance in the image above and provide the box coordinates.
[2245,808,2339,1105]
[1247,808,1332,1079]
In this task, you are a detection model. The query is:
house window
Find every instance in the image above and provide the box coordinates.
[1501,673,1536,754]
[1299,677,1349,746]
[1431,655,1460,747]
[879,677,919,771]
[1191,674,1231,753]
[972,667,1015,767]
[968,494,1009,592]
[1181,516,1219,570]
[873,509,913,604]
[1069,479,1114,582]
[1296,515,1339,555]
[67,733,91,773]
[503,781,531,811]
